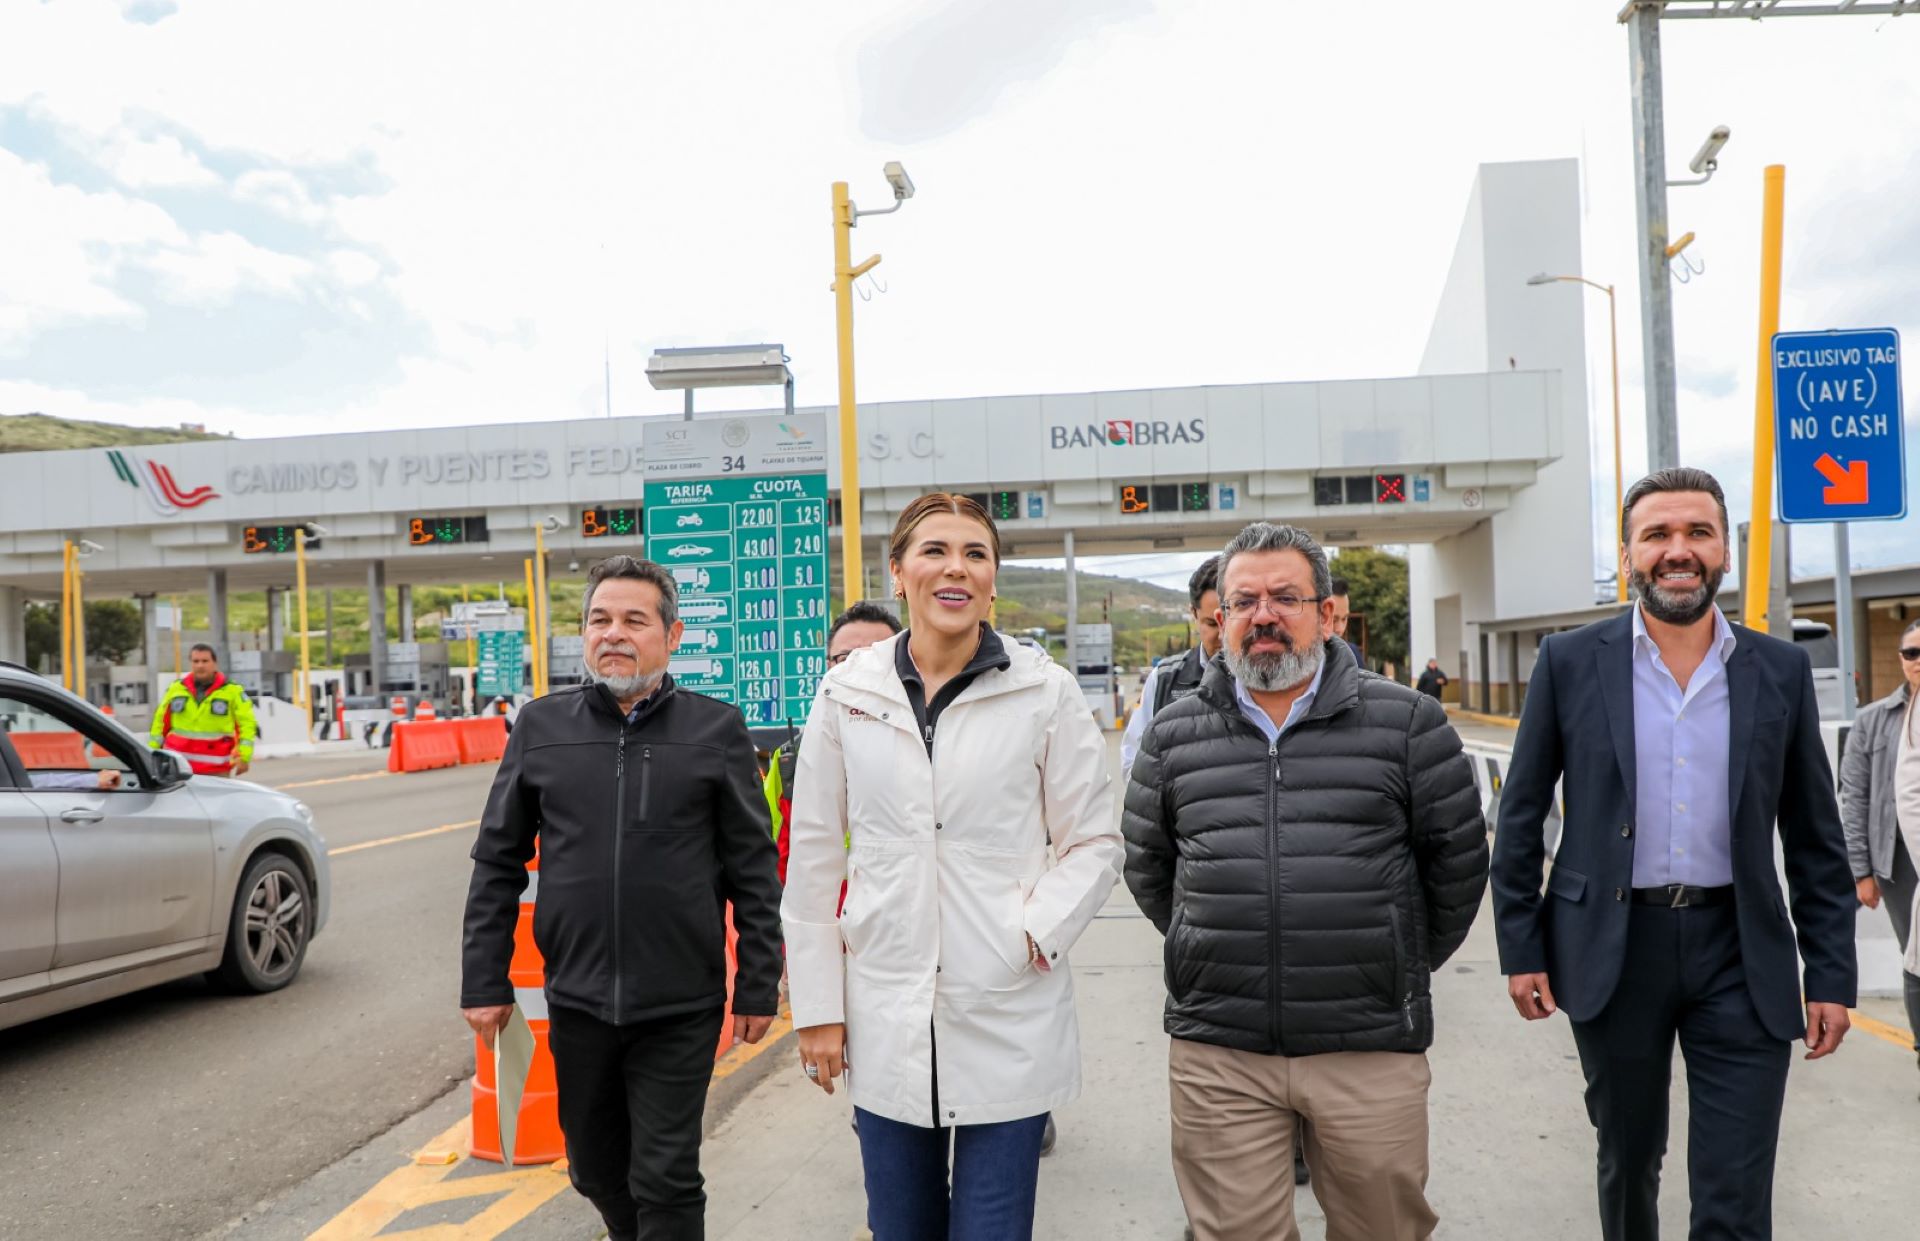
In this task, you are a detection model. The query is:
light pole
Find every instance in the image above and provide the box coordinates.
[1529,273,1628,604]
[831,161,915,606]
[531,515,562,697]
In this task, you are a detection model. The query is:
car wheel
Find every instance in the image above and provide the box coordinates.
[213,853,312,994]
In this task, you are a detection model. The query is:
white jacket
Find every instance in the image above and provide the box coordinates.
[1896,710,1920,976]
[781,631,1122,1127]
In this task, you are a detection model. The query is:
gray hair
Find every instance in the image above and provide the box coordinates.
[1217,522,1332,601]
[582,555,679,627]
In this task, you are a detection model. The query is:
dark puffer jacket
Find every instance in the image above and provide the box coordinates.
[1122,640,1488,1055]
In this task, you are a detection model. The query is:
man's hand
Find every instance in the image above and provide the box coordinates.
[732,1014,774,1046]
[1507,972,1558,1020]
[232,759,251,777]
[796,1022,848,1095]
[462,1004,515,1050]
[1804,1002,1850,1060]
[95,770,123,790]
[1856,876,1881,909]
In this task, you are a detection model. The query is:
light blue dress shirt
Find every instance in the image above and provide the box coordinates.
[1630,604,1737,889]
[1232,654,1326,746]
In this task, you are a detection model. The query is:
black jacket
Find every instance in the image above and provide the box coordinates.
[1122,640,1488,1055]
[1490,611,1856,1040]
[460,677,784,1024]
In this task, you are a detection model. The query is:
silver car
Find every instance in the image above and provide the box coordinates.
[0,662,330,1031]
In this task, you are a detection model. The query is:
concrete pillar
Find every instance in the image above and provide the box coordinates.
[206,568,229,663]
[367,560,388,696]
[136,593,158,669]
[1062,530,1078,678]
[266,588,284,651]
[0,585,24,666]
[1505,631,1522,717]
[323,589,335,665]
[397,583,414,643]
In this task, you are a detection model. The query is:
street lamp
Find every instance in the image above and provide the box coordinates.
[527,515,562,697]
[832,160,915,606]
[1528,272,1628,604]
[60,539,105,696]
[645,344,795,420]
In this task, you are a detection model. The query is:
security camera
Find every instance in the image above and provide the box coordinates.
[567,559,581,574]
[77,539,105,555]
[883,161,915,201]
[1688,126,1731,176]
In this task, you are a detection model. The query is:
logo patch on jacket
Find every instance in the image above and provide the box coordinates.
[211,699,230,716]
[847,707,881,722]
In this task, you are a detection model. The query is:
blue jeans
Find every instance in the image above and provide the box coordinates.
[854,1107,1049,1240]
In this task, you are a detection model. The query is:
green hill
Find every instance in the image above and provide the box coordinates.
[0,412,230,454]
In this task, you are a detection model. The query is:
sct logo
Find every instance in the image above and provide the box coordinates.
[1048,419,1206,450]
[108,449,219,515]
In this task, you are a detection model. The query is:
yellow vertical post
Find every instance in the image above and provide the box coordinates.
[523,558,541,698]
[295,529,313,741]
[60,541,74,690]
[1606,285,1628,604]
[1744,165,1787,633]
[833,181,865,606]
[532,526,551,696]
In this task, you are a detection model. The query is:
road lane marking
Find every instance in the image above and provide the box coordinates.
[276,770,395,791]
[711,1009,795,1081]
[308,1116,571,1240]
[328,820,480,857]
[1851,1009,1915,1053]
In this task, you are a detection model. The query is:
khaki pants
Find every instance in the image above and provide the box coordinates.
[1169,1037,1437,1241]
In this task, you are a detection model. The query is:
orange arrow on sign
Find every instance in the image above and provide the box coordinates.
[1814,453,1870,505]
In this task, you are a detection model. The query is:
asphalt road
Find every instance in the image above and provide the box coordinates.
[0,746,502,1240]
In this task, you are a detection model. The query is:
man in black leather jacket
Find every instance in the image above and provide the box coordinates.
[461,556,782,1241]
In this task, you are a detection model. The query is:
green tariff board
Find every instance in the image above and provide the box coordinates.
[644,473,830,727]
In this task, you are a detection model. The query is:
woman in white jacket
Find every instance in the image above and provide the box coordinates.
[782,492,1123,1241]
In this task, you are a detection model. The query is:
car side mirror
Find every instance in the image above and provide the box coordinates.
[152,749,192,786]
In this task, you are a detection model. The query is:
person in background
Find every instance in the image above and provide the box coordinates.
[1841,616,1920,1091]
[1416,659,1449,701]
[1125,520,1488,1241]
[149,644,255,777]
[1122,556,1221,782]
[784,493,1122,1241]
[764,602,902,885]
[461,555,783,1241]
[1327,576,1363,665]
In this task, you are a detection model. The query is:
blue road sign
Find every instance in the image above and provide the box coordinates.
[1772,328,1905,523]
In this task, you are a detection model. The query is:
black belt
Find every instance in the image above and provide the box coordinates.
[1632,884,1733,908]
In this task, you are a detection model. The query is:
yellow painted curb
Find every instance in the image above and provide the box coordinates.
[1448,707,1519,730]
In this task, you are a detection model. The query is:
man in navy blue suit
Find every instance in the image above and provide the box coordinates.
[1491,467,1855,1241]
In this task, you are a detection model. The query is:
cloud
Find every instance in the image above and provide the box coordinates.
[93,128,219,188]
[117,0,178,26]
[136,230,317,305]
[854,0,1155,142]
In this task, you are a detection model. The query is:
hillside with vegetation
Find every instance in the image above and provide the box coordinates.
[0,411,230,454]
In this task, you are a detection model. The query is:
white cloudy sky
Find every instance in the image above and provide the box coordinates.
[2,0,1917,590]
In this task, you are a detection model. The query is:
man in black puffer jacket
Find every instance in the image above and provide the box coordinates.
[1124,522,1487,1241]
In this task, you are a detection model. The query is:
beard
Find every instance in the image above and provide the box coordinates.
[1223,622,1324,692]
[1631,556,1726,626]
[584,643,664,700]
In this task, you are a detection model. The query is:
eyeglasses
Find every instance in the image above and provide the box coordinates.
[1900,647,1920,662]
[1223,594,1323,620]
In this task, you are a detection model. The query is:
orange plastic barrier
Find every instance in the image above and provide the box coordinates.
[386,720,463,773]
[10,731,88,770]
[454,716,508,764]
[471,843,565,1165]
[713,907,742,1060]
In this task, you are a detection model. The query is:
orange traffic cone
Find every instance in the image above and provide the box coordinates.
[470,841,566,1165]
[415,699,438,722]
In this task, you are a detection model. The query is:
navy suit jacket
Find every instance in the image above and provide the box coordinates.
[1490,609,1856,1041]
